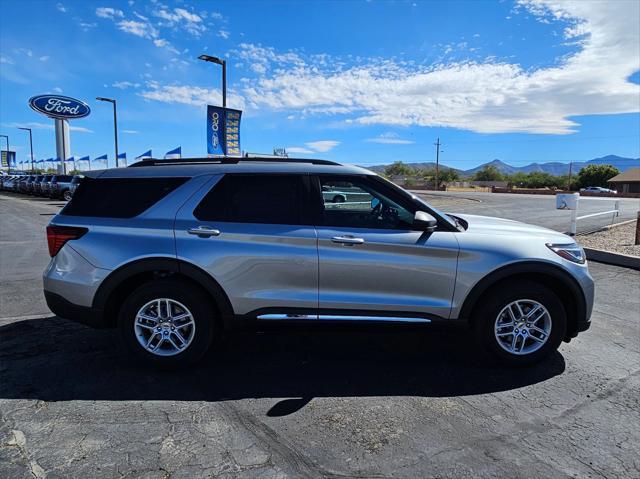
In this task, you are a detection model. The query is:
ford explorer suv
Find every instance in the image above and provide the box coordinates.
[43,157,593,367]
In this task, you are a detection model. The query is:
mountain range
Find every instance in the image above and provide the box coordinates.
[367,155,639,177]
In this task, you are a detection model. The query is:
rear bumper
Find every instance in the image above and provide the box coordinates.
[44,290,107,328]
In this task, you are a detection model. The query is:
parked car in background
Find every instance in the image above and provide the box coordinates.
[21,175,36,194]
[39,175,54,196]
[28,175,44,195]
[580,186,617,194]
[43,157,593,368]
[67,175,84,199]
[49,175,75,200]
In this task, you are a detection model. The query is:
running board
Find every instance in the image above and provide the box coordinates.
[256,313,431,323]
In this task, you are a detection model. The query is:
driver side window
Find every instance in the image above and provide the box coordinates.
[319,175,415,230]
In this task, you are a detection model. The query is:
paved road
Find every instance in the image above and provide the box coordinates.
[1,192,639,478]
[414,190,639,234]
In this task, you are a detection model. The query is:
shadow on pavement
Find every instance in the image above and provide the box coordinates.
[0,317,565,415]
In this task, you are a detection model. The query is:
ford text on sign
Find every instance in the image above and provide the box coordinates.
[29,95,91,120]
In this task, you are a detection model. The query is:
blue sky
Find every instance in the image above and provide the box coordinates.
[1,0,639,170]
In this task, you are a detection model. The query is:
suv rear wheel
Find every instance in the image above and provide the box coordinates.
[475,280,567,366]
[118,279,215,366]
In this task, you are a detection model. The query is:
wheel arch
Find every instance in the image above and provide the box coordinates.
[459,261,586,340]
[92,257,234,329]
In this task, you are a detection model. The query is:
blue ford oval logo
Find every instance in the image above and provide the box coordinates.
[28,94,91,120]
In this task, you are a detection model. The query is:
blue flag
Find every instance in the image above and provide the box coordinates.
[135,150,152,160]
[164,146,181,159]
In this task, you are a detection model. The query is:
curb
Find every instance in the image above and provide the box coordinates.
[584,247,640,271]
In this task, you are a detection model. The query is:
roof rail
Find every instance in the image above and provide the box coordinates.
[128,156,340,167]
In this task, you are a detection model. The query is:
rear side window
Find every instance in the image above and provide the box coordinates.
[56,175,72,182]
[194,174,308,225]
[61,177,187,218]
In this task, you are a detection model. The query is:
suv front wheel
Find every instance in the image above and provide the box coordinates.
[475,280,567,366]
[118,279,215,366]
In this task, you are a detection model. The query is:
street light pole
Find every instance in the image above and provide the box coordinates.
[198,54,227,108]
[96,97,119,167]
[17,127,34,172]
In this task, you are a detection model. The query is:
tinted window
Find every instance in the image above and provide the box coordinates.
[194,174,308,225]
[62,177,187,218]
[55,175,72,182]
[318,175,415,230]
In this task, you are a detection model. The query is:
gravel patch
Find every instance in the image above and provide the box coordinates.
[578,220,640,258]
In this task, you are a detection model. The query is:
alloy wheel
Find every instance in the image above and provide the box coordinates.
[134,298,196,357]
[494,299,552,355]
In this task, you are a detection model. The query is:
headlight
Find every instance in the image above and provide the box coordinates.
[546,243,586,264]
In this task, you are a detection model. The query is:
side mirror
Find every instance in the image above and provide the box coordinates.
[414,211,437,232]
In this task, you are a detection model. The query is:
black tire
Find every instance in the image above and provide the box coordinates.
[117,279,216,367]
[474,280,566,366]
[333,195,345,203]
[62,190,72,201]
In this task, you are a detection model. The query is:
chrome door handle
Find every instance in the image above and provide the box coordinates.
[331,236,365,245]
[187,226,220,237]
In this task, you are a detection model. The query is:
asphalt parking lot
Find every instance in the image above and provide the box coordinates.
[1,191,639,478]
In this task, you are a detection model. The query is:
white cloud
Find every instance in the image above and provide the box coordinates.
[112,81,140,89]
[139,82,245,109]
[78,22,98,30]
[218,29,230,40]
[117,19,159,39]
[153,7,205,36]
[153,38,180,54]
[39,56,50,62]
[122,129,139,134]
[0,55,14,65]
[305,140,340,152]
[242,1,640,134]
[366,132,414,144]
[2,122,93,133]
[56,3,66,13]
[96,7,124,19]
[286,147,314,154]
[53,87,63,93]
[286,141,340,154]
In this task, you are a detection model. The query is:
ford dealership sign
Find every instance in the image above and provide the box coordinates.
[28,94,91,120]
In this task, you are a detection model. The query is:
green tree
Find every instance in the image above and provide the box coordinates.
[384,161,414,177]
[576,164,619,189]
[473,165,504,181]
[438,168,460,183]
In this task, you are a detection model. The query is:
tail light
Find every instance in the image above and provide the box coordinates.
[46,225,88,257]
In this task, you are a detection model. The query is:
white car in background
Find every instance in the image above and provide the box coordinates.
[580,186,617,194]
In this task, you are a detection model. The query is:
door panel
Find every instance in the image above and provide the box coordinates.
[174,174,318,316]
[315,174,459,319]
[317,227,459,318]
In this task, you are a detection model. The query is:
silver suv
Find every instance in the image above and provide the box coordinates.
[43,158,593,367]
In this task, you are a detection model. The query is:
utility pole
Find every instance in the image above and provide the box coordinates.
[567,161,573,191]
[434,137,442,191]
